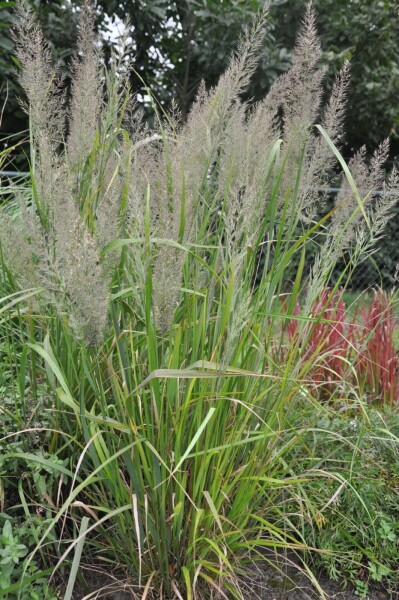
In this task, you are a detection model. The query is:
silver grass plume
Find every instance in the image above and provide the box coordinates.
[355,164,399,261]
[13,2,65,148]
[263,4,325,213]
[88,28,133,271]
[298,61,350,219]
[4,1,111,344]
[67,1,102,172]
[14,1,66,216]
[51,182,109,344]
[151,4,271,331]
[332,139,390,244]
[266,4,324,137]
[0,196,41,291]
[217,101,277,250]
[304,139,393,323]
[94,150,125,274]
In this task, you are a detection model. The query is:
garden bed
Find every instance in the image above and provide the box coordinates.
[1,3,399,600]
[67,563,397,599]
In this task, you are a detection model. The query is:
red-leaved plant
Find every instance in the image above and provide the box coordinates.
[287,289,350,397]
[285,288,399,405]
[354,289,399,406]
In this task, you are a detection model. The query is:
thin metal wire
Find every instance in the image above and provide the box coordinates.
[0,172,397,289]
[0,170,29,177]
[2,174,399,197]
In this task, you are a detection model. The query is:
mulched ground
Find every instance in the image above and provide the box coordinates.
[69,561,398,599]
[244,561,397,599]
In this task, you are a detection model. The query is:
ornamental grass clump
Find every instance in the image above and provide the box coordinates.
[0,1,398,598]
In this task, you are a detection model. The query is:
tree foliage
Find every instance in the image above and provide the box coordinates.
[0,0,78,166]
[97,0,289,116]
[1,0,398,166]
[273,0,399,158]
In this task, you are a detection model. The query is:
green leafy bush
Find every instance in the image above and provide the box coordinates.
[0,516,58,599]
[288,409,399,594]
[0,521,27,591]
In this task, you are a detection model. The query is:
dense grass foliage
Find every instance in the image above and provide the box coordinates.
[0,2,398,598]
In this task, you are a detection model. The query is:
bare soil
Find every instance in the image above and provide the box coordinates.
[244,561,397,600]
[69,565,398,600]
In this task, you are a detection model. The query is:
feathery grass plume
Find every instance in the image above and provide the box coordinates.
[94,151,124,273]
[204,1,271,134]
[4,2,112,344]
[14,1,66,219]
[67,1,101,172]
[83,34,134,279]
[152,245,182,332]
[151,5,271,331]
[46,158,109,343]
[262,4,325,212]
[52,189,109,344]
[321,61,350,144]
[354,164,399,262]
[299,140,395,366]
[100,28,132,142]
[217,102,275,249]
[0,199,40,290]
[66,2,129,253]
[298,61,351,218]
[332,138,390,245]
[13,1,65,147]
[231,2,346,236]
[0,181,109,344]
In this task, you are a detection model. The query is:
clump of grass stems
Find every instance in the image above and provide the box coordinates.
[0,1,398,598]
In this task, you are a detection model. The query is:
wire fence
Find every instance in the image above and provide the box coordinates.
[336,252,398,292]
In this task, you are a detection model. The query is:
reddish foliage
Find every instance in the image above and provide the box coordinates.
[291,289,350,395]
[283,288,399,405]
[355,290,399,406]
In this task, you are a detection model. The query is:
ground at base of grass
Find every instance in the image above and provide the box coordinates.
[245,562,397,600]
[65,562,398,600]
